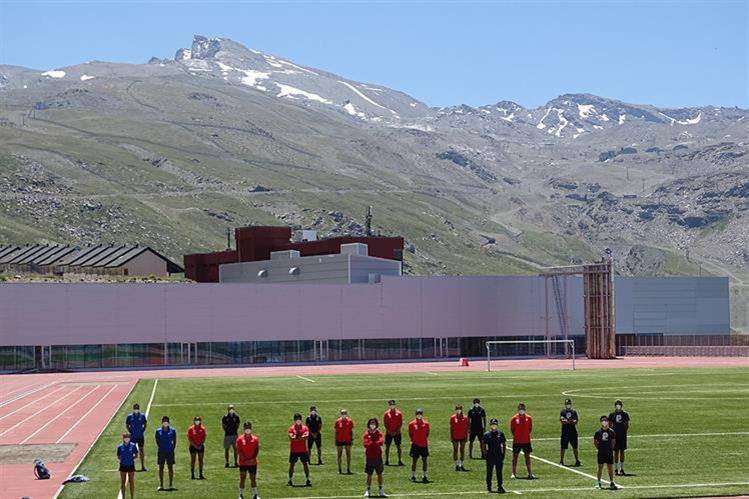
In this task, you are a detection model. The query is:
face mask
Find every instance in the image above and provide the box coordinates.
[295,419,302,425]
[311,411,317,416]
[342,414,348,419]
[133,410,140,415]
[416,415,423,420]
[615,405,622,410]
[565,404,571,409]
[229,410,235,415]
[194,420,201,426]
[518,410,526,416]
[456,409,462,415]
[369,424,377,430]
[244,429,252,435]
[389,405,396,410]
[474,404,480,408]
[490,425,498,431]
[162,423,169,429]
[602,422,609,429]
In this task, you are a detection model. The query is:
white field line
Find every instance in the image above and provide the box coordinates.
[273,481,749,498]
[530,453,610,485]
[0,385,84,437]
[21,385,102,444]
[116,379,158,499]
[533,431,749,441]
[0,386,67,421]
[426,372,439,376]
[54,381,136,499]
[0,381,58,408]
[296,375,316,383]
[56,384,120,444]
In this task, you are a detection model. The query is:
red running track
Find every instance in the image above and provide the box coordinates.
[0,356,746,498]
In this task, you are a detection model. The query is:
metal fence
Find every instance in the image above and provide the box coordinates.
[617,334,749,357]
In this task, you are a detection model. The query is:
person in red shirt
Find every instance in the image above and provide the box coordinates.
[509,403,536,479]
[287,413,311,487]
[236,421,261,499]
[187,415,206,480]
[362,417,386,497]
[335,408,355,474]
[408,408,430,483]
[450,404,469,471]
[383,399,404,466]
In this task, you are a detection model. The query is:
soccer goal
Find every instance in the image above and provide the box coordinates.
[485,339,576,371]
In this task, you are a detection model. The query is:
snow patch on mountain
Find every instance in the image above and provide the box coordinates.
[80,74,95,81]
[577,104,595,118]
[240,70,270,88]
[537,107,552,129]
[42,70,66,79]
[338,80,395,114]
[658,111,702,126]
[276,83,331,104]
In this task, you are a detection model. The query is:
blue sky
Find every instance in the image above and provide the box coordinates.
[1,1,747,108]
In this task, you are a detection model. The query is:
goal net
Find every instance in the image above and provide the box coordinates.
[485,339,576,371]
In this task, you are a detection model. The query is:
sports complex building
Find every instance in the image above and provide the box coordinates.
[0,226,740,371]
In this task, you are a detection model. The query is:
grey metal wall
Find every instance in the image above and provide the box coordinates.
[614,277,730,335]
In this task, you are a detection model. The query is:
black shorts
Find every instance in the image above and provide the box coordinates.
[365,457,384,475]
[598,452,614,465]
[469,429,483,442]
[308,433,322,449]
[336,440,352,447]
[614,434,627,451]
[561,432,578,449]
[385,433,402,446]
[512,443,532,454]
[157,451,175,465]
[409,444,429,458]
[119,464,136,473]
[289,452,310,464]
[239,465,257,474]
[131,437,144,447]
[189,445,204,454]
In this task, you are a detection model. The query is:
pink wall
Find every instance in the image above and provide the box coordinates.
[0,276,584,346]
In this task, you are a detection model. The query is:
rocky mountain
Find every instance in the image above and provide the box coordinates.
[0,35,747,331]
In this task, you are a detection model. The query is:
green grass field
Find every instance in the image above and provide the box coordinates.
[59,367,749,498]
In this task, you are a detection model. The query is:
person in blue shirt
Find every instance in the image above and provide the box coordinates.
[125,403,147,471]
[155,415,177,491]
[117,432,138,499]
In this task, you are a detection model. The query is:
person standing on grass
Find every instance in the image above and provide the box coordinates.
[383,400,403,466]
[306,406,323,465]
[559,398,581,467]
[223,404,241,468]
[408,408,430,483]
[594,415,618,490]
[117,432,138,499]
[482,418,506,494]
[335,408,355,474]
[187,415,206,480]
[468,398,487,459]
[509,403,535,479]
[155,415,177,491]
[362,417,386,497]
[608,399,630,476]
[288,413,312,487]
[450,404,469,471]
[125,403,147,471]
[236,421,261,499]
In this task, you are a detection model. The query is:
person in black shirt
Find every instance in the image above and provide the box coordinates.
[306,406,323,465]
[468,398,487,459]
[593,415,618,490]
[481,418,506,493]
[559,398,581,467]
[608,399,630,475]
[222,404,241,468]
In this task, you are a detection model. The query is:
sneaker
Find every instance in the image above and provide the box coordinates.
[422,476,429,483]
[410,476,416,482]
[460,465,466,471]
[487,486,493,492]
[306,479,312,487]
[364,490,370,497]
[318,459,323,465]
[398,460,404,466]
[234,462,239,468]
[609,482,618,490]
[225,463,230,468]
[238,494,244,499]
[594,482,602,489]
[499,486,507,494]
[157,485,165,491]
[141,466,148,472]
[510,474,516,479]
[338,468,342,475]
[455,465,460,471]
[385,459,390,466]
[191,474,196,480]
[528,474,536,480]
[347,469,352,475]
[287,479,293,486]
[199,474,205,480]
[575,461,582,467]
[620,469,626,476]
[559,461,565,466]
[253,495,259,499]
[378,489,386,497]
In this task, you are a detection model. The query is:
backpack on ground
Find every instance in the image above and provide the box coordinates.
[33,458,50,480]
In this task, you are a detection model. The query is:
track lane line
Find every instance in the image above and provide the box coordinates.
[116,379,158,499]
[55,384,121,444]
[0,381,58,408]
[0,386,84,438]
[0,386,68,421]
[20,385,102,444]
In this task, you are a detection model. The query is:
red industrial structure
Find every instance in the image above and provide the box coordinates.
[184,226,404,282]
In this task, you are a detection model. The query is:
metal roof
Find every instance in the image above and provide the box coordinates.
[55,245,101,266]
[5,245,41,264]
[16,245,59,264]
[65,245,111,267]
[0,245,20,261]
[37,245,77,265]
[95,245,139,267]
[75,244,126,268]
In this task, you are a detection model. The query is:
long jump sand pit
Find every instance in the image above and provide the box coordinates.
[0,443,76,464]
